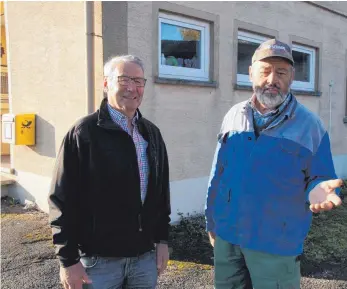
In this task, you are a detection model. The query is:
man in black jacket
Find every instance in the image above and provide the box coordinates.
[48,55,171,289]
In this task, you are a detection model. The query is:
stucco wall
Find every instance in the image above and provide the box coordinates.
[126,1,347,184]
[6,2,88,179]
[102,1,128,63]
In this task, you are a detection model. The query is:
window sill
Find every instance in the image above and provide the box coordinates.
[155,77,217,88]
[234,84,253,91]
[290,90,321,97]
[343,117,347,124]
[234,84,322,96]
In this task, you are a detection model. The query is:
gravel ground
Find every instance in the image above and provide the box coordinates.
[1,200,59,289]
[157,265,347,289]
[1,199,347,289]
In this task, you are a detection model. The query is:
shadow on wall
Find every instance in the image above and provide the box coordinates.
[7,182,37,208]
[29,115,56,158]
[7,179,50,213]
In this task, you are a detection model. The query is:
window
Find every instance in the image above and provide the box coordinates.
[237,31,269,86]
[158,12,210,81]
[291,44,316,91]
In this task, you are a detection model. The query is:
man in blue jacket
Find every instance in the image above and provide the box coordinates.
[205,39,343,289]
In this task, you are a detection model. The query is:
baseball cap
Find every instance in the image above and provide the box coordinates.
[252,39,294,65]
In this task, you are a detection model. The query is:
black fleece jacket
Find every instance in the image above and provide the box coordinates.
[48,99,171,267]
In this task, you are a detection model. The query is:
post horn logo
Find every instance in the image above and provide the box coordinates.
[21,120,32,128]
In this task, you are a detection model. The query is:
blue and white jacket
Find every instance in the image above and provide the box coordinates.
[205,94,338,256]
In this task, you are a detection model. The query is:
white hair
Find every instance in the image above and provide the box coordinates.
[103,55,144,78]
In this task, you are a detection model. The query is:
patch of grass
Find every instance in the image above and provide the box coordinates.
[1,212,42,221]
[169,213,213,265]
[168,260,213,271]
[1,213,29,220]
[22,227,52,243]
[164,260,213,278]
[1,196,20,206]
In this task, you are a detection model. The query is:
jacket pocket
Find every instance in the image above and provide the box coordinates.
[276,138,305,185]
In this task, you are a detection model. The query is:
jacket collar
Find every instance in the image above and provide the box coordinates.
[97,97,143,130]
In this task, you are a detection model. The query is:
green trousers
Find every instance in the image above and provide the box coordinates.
[214,236,301,289]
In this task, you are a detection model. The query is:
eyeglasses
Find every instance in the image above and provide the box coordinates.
[117,76,147,87]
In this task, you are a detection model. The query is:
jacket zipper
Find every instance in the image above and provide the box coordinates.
[99,115,151,235]
[124,132,144,233]
[92,215,96,234]
[138,214,143,232]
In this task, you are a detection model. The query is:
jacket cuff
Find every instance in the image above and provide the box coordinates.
[58,256,80,268]
[156,240,168,244]
[154,232,169,244]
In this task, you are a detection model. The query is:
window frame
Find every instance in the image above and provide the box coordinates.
[236,30,270,86]
[291,43,316,92]
[158,12,210,81]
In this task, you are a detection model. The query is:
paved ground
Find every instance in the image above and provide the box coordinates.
[1,199,347,289]
[1,201,59,289]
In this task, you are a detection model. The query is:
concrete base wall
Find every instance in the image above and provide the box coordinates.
[1,185,9,198]
[8,171,51,213]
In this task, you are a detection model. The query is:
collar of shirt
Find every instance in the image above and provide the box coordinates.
[250,93,293,135]
[107,102,138,127]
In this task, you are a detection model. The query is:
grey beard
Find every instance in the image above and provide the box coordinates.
[254,86,287,110]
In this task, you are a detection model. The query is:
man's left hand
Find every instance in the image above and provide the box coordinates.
[156,243,169,276]
[309,179,343,213]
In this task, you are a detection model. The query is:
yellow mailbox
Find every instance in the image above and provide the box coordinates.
[1,113,36,145]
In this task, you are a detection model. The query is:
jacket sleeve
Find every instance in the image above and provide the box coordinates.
[153,134,171,243]
[305,132,340,200]
[205,138,223,233]
[205,112,230,233]
[48,128,82,268]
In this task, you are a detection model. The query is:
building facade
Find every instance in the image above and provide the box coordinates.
[2,1,347,222]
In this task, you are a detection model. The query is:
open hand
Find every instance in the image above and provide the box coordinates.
[309,179,343,213]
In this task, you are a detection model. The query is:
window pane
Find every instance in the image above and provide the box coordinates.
[238,38,259,75]
[161,22,201,69]
[293,50,311,82]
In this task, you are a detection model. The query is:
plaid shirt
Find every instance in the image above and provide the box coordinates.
[107,103,149,203]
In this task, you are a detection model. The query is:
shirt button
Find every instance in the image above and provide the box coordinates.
[248,137,252,140]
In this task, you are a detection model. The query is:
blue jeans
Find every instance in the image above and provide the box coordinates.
[80,250,157,289]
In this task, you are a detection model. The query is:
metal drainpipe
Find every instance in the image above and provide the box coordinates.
[86,1,95,114]
[328,80,333,136]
